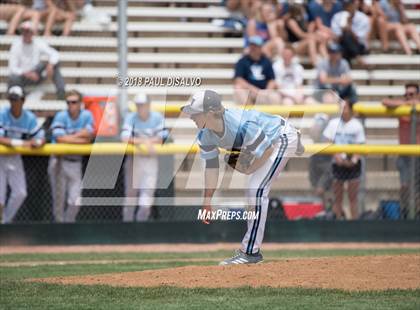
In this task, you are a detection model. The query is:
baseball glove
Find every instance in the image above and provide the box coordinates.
[224,150,254,173]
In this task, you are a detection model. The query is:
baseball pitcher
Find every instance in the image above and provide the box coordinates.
[0,86,45,224]
[181,90,304,265]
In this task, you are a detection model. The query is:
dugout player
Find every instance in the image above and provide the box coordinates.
[0,86,45,224]
[48,89,94,223]
[181,90,304,265]
[121,93,167,222]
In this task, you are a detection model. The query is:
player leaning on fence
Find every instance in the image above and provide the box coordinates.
[120,93,168,222]
[382,83,420,218]
[48,89,94,223]
[181,90,304,265]
[0,86,45,224]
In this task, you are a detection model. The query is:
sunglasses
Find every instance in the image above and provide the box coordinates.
[405,92,416,97]
[9,96,22,102]
[66,100,80,105]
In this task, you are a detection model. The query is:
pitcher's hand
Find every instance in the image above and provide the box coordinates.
[201,204,212,225]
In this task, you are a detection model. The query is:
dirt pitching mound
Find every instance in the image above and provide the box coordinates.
[34,254,420,291]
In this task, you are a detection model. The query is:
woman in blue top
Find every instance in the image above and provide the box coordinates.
[245,2,284,58]
[376,0,420,54]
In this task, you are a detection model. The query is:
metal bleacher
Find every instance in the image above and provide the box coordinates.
[0,0,419,205]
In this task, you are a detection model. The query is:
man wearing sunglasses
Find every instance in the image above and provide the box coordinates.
[0,86,45,224]
[8,21,66,99]
[383,83,420,218]
[48,90,94,223]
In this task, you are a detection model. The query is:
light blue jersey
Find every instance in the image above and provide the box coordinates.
[50,110,94,142]
[198,108,287,160]
[121,111,168,140]
[0,107,44,140]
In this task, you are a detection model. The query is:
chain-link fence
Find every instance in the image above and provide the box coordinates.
[1,150,418,224]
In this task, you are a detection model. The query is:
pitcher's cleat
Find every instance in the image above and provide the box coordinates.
[219,250,263,265]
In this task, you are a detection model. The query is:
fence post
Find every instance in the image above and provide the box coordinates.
[408,105,417,219]
[117,0,128,120]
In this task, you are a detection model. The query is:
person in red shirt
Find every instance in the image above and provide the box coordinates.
[382,83,419,218]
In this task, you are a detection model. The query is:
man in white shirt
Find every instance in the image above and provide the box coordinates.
[8,21,66,99]
[272,47,306,105]
[331,0,370,65]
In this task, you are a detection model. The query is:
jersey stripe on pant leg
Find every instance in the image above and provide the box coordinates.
[246,136,285,254]
[246,135,286,254]
[249,135,288,254]
[246,134,288,254]
[247,134,288,254]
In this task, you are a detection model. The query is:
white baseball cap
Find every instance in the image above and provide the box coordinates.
[134,93,149,105]
[8,86,25,100]
[181,90,222,116]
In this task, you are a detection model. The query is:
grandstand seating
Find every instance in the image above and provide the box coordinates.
[0,0,419,207]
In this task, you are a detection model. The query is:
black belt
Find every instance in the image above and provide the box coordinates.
[63,157,81,162]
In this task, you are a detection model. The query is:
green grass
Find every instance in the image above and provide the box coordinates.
[1,248,419,263]
[1,248,419,309]
[1,282,419,310]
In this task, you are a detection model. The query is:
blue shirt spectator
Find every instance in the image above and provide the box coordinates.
[244,21,269,47]
[308,0,343,27]
[379,0,401,23]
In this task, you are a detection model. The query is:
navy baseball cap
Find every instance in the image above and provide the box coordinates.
[248,36,264,47]
[181,90,222,116]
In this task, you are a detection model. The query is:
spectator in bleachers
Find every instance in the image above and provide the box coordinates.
[8,21,66,99]
[382,83,420,218]
[0,86,45,224]
[44,0,78,37]
[22,0,56,36]
[48,89,94,223]
[331,0,370,65]
[376,0,420,55]
[121,94,167,222]
[308,0,343,43]
[355,0,379,50]
[273,46,311,105]
[245,1,284,58]
[0,1,25,35]
[284,3,328,66]
[314,42,357,105]
[234,35,278,105]
[323,97,366,220]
